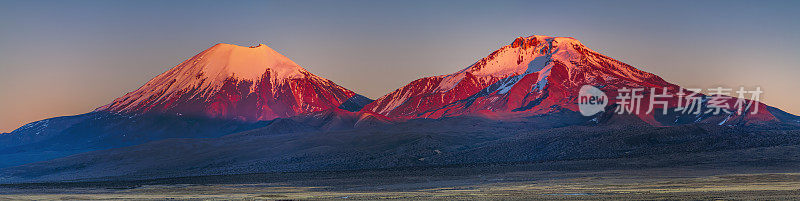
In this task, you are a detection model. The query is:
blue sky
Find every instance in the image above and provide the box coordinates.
[1,0,798,132]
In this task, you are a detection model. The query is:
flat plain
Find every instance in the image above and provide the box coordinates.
[3,164,800,200]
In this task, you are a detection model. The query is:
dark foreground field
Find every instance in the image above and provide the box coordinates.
[3,112,799,200]
[3,160,800,200]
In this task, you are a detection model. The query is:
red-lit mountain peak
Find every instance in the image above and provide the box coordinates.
[420,35,679,119]
[362,35,791,126]
[363,35,678,119]
[363,35,673,119]
[97,43,357,121]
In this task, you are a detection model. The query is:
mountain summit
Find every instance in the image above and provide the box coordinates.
[363,35,674,118]
[0,43,366,167]
[363,35,789,126]
[97,43,358,121]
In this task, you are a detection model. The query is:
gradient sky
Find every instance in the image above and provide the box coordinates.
[1,0,798,132]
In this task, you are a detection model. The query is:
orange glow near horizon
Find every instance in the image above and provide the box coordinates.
[1,0,798,132]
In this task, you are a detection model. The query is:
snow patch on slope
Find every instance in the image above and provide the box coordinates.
[496,75,523,94]
[434,73,466,93]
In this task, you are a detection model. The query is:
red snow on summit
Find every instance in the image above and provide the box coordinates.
[362,35,674,118]
[362,35,787,126]
[97,43,357,121]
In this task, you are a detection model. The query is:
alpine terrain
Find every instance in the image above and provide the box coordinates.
[363,35,794,127]
[0,43,370,168]
[1,36,798,183]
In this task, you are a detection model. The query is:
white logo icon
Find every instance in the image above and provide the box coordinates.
[578,85,608,116]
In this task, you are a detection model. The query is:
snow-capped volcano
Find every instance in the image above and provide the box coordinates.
[423,35,679,118]
[363,35,787,126]
[363,35,672,118]
[97,43,358,121]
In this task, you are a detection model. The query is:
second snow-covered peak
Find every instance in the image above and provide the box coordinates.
[435,35,584,92]
[460,35,586,76]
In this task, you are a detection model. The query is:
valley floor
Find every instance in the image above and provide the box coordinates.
[2,165,800,200]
